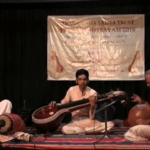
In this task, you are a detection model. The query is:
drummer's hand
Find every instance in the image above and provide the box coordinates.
[89,95,97,107]
[49,101,57,107]
[131,94,142,104]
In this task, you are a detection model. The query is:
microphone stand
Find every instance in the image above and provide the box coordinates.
[103,107,109,139]
[96,100,117,139]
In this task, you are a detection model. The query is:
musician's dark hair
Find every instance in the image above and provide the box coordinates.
[76,69,89,79]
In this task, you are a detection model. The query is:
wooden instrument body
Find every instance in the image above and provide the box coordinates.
[128,104,150,126]
[32,91,128,132]
[32,106,69,132]
[0,114,26,135]
[32,100,93,132]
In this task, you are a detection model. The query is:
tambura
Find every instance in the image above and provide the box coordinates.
[0,114,26,135]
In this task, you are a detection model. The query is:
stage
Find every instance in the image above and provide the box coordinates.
[1,124,150,150]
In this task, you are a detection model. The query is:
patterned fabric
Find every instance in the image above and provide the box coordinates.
[2,126,150,150]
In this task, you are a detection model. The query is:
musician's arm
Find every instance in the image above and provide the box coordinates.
[61,88,71,104]
[131,94,149,105]
[49,88,71,107]
[89,106,96,120]
[89,92,97,120]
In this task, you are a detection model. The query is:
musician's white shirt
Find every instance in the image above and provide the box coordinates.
[61,85,97,120]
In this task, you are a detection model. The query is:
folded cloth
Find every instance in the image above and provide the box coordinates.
[124,125,150,142]
[0,132,33,143]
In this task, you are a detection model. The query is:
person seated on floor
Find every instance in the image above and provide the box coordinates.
[95,88,127,127]
[130,70,150,105]
[49,69,114,135]
[0,99,12,115]
[95,101,116,123]
[95,89,118,124]
[124,69,150,142]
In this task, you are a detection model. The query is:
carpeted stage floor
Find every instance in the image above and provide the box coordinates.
[1,125,150,150]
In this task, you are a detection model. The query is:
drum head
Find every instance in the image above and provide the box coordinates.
[0,115,13,134]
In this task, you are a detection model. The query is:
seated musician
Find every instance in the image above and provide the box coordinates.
[0,99,12,115]
[124,70,150,142]
[50,69,114,135]
[130,70,150,105]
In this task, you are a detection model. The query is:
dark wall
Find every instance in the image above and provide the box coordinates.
[0,1,150,119]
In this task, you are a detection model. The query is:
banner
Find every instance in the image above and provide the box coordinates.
[47,15,145,80]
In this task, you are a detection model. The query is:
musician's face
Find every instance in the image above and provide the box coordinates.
[76,74,89,89]
[146,75,150,89]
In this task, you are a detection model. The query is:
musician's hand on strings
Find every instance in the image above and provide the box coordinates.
[49,101,57,107]
[88,95,97,107]
[131,94,142,104]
